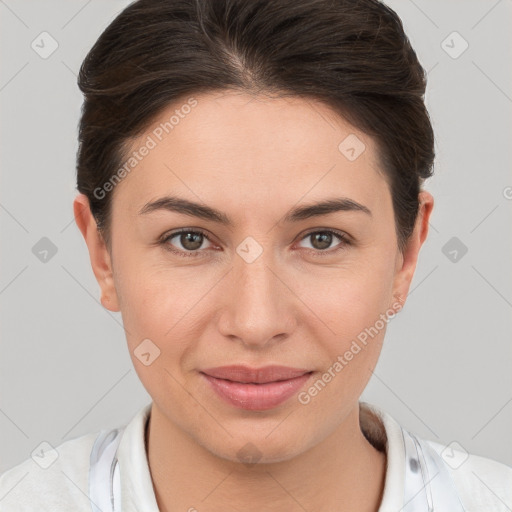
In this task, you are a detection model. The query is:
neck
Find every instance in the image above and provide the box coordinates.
[146,402,386,512]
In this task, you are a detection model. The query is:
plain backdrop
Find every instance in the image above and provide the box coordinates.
[1,0,511,473]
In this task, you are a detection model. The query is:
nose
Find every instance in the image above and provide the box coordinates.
[218,245,297,349]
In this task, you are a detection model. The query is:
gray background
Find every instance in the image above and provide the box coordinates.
[1,0,511,474]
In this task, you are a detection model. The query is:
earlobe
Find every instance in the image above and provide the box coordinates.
[391,190,434,310]
[391,293,405,313]
[73,194,121,312]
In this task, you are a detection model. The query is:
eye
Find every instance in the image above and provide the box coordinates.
[159,228,351,258]
[296,229,350,255]
[160,228,213,257]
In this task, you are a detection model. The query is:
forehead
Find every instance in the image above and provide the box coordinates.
[112,90,389,219]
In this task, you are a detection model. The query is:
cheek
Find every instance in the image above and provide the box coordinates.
[296,250,397,337]
[122,277,182,343]
[307,253,397,379]
[301,285,393,413]
[118,272,194,397]
[116,259,215,361]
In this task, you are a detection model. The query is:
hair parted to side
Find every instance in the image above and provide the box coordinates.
[76,0,435,254]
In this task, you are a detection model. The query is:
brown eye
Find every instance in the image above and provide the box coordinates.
[161,229,212,257]
[297,230,350,254]
[178,231,204,251]
[310,232,333,250]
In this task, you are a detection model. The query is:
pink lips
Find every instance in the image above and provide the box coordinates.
[200,365,313,411]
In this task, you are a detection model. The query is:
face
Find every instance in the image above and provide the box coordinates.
[75,90,432,464]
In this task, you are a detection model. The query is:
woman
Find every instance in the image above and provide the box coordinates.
[0,0,510,510]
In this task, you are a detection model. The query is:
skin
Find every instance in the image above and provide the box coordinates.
[74,90,433,512]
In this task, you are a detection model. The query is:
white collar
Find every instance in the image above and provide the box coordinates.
[114,401,404,511]
[360,401,406,512]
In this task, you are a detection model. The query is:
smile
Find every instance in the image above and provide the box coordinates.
[200,366,314,410]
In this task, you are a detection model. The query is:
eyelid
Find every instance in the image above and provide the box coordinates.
[298,227,350,242]
[159,227,211,243]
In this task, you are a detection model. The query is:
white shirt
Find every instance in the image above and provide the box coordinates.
[0,401,510,511]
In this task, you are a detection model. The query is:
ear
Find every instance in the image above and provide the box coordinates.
[73,194,121,312]
[391,190,434,311]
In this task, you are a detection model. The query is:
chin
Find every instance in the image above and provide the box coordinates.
[196,427,311,467]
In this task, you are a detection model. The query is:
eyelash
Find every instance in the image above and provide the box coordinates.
[159,228,351,258]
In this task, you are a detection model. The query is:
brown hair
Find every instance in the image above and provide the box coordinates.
[76,0,435,253]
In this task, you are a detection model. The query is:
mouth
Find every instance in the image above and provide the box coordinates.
[199,365,314,410]
[200,365,312,383]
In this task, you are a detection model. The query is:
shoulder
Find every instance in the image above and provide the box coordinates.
[0,430,100,512]
[427,439,512,512]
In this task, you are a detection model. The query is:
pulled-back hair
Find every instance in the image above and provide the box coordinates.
[77,0,435,253]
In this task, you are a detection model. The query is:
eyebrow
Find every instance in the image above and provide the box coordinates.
[138,195,372,226]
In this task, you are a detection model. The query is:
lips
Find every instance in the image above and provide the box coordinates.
[200,365,311,383]
[200,365,314,410]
